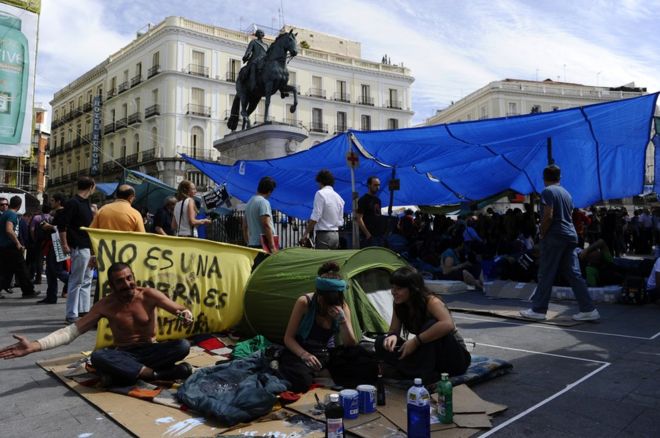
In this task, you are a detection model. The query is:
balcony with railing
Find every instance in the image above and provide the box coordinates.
[333,92,350,103]
[147,65,160,78]
[309,122,328,133]
[130,74,142,87]
[357,96,374,106]
[103,161,120,173]
[128,112,142,125]
[386,100,402,109]
[307,88,326,99]
[115,117,128,130]
[140,148,156,161]
[103,122,115,135]
[177,146,214,160]
[187,64,209,78]
[63,141,72,152]
[226,71,237,82]
[72,137,81,148]
[186,104,211,117]
[145,104,160,119]
[107,88,117,100]
[118,81,129,94]
[83,102,92,113]
[126,153,139,166]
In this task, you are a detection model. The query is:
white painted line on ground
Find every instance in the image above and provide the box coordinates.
[475,342,611,437]
[454,314,656,340]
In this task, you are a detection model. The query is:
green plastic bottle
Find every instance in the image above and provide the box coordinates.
[0,11,28,145]
[437,373,453,424]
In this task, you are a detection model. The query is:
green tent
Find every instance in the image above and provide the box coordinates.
[243,247,409,342]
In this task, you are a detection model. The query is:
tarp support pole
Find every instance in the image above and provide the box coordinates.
[350,161,359,249]
[547,137,554,165]
[388,167,396,216]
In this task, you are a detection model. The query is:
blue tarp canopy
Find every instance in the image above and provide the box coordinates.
[184,93,659,219]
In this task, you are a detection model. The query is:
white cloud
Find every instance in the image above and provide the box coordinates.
[34,0,659,124]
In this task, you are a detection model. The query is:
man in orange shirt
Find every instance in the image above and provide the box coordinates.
[91,185,145,233]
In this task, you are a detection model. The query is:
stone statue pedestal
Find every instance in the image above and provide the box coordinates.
[214,123,308,164]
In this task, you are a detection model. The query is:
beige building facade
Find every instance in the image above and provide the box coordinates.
[48,17,414,194]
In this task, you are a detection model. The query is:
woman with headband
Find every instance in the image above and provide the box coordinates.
[280,261,358,392]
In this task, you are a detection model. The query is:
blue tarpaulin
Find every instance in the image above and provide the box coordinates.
[184,93,659,219]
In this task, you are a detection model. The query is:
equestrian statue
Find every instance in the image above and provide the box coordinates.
[227,29,299,131]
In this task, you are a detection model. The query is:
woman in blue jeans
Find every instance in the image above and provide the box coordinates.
[376,266,471,383]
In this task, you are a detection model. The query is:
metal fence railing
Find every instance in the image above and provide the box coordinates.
[205,210,356,249]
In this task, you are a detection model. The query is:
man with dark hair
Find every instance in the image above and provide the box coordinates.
[153,196,177,236]
[302,169,344,249]
[0,197,8,215]
[356,176,386,248]
[520,165,600,321]
[243,176,277,253]
[61,176,96,323]
[37,193,69,304]
[90,184,145,233]
[0,263,194,386]
[0,196,38,298]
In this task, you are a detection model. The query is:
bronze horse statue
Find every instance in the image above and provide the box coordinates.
[227,30,298,131]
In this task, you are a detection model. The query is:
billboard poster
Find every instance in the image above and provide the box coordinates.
[0,1,38,157]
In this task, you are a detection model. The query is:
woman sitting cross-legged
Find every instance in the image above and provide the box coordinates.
[279,262,366,392]
[376,266,471,383]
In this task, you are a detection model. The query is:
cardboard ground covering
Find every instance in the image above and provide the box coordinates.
[39,350,507,438]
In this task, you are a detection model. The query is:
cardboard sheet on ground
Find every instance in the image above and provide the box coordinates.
[84,228,260,349]
[449,306,582,326]
[38,354,229,437]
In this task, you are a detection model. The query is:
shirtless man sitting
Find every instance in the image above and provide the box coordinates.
[0,262,194,386]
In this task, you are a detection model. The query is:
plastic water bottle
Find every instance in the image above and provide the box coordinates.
[407,378,430,438]
[325,393,344,438]
[437,373,453,424]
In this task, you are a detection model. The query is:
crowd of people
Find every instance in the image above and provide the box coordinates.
[3,165,660,394]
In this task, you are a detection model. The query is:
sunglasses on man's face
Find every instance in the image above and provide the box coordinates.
[0,204,7,207]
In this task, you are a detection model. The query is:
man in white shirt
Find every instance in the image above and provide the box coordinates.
[303,170,345,249]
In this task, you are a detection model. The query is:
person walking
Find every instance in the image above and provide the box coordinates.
[37,193,69,304]
[302,169,344,249]
[0,196,38,298]
[520,165,600,321]
[242,176,278,253]
[172,180,211,238]
[60,177,96,323]
[356,176,386,248]
[153,196,176,236]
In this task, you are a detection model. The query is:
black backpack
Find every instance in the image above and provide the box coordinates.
[618,275,647,305]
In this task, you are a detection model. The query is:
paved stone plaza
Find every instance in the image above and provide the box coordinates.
[1,282,660,437]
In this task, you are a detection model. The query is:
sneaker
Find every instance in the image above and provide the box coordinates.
[519,308,547,320]
[36,298,57,304]
[572,309,600,321]
[21,291,41,299]
[65,317,79,324]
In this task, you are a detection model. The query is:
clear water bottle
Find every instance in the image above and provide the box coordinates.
[325,393,344,438]
[407,378,430,438]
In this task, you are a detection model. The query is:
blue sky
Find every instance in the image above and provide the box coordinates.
[37,0,660,124]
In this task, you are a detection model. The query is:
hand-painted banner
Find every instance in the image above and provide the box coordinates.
[84,228,260,349]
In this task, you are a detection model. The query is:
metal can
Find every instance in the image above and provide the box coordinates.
[339,389,359,419]
[356,384,377,413]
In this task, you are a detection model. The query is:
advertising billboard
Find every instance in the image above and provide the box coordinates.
[0,1,38,157]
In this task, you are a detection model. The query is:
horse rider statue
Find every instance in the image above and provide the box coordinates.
[242,29,269,92]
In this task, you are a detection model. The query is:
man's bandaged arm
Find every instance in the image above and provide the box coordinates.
[36,324,80,351]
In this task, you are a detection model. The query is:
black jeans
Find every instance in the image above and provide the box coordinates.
[375,319,471,383]
[45,248,69,303]
[90,339,190,385]
[0,246,35,296]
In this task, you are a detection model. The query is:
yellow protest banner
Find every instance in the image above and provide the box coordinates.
[84,228,260,349]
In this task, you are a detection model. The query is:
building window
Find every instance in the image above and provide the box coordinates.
[360,84,372,105]
[507,102,518,116]
[388,89,400,109]
[361,115,371,131]
[311,108,325,132]
[336,111,347,132]
[387,118,398,130]
[530,105,541,114]
[335,80,348,102]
